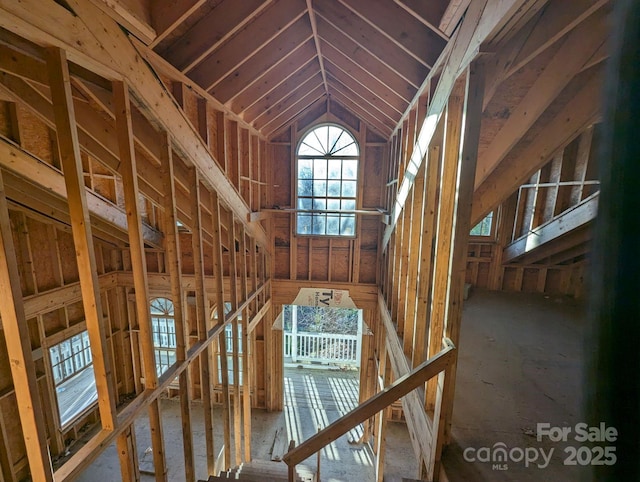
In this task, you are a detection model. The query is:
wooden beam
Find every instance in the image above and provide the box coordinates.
[210,192,232,470]
[0,170,53,481]
[161,0,271,73]
[239,227,252,461]
[306,0,328,95]
[53,280,270,481]
[378,293,435,469]
[381,0,488,248]
[88,0,156,44]
[113,80,168,481]
[160,132,196,482]
[227,217,243,466]
[471,69,602,225]
[434,62,485,473]
[474,9,608,188]
[150,0,207,47]
[188,167,215,477]
[116,425,140,482]
[426,79,466,410]
[0,0,269,246]
[46,46,117,429]
[503,193,598,263]
[187,0,307,89]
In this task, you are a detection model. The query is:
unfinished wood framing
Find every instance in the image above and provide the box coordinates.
[0,1,611,481]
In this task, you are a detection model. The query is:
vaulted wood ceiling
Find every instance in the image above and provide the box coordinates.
[148,0,458,139]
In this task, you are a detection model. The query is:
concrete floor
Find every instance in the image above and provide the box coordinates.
[76,289,588,482]
[443,289,589,482]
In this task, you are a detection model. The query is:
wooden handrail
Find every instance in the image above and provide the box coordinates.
[282,339,455,468]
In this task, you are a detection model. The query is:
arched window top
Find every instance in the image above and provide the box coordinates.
[298,124,359,157]
[150,297,174,316]
[296,124,359,236]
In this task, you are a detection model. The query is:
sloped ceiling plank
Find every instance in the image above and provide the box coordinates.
[210,15,313,103]
[230,42,318,114]
[242,61,320,121]
[316,17,417,102]
[187,0,308,89]
[338,0,447,68]
[314,0,428,72]
[325,70,401,123]
[160,0,270,71]
[257,85,326,132]
[252,75,324,127]
[320,40,410,108]
[315,4,427,88]
[394,0,449,38]
[328,92,393,138]
[326,76,398,127]
[324,59,405,116]
[150,0,209,47]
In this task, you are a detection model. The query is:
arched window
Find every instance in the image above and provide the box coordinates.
[150,297,176,376]
[296,124,359,236]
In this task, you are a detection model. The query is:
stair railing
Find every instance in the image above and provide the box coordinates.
[282,339,456,481]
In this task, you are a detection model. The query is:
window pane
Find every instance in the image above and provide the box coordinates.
[342,199,356,210]
[298,214,312,234]
[313,158,327,179]
[343,160,358,180]
[327,199,341,210]
[312,198,326,210]
[312,215,326,235]
[340,216,355,235]
[327,180,341,196]
[327,159,342,179]
[333,129,358,155]
[313,180,327,197]
[298,180,313,197]
[298,159,313,178]
[342,181,356,198]
[298,198,312,210]
[313,126,329,153]
[327,125,343,153]
[326,215,340,235]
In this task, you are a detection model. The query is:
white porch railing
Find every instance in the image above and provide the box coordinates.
[284,332,359,366]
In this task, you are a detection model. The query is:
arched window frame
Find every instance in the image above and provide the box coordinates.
[295,123,360,237]
[150,297,176,377]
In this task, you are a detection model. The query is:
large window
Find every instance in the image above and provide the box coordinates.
[151,298,176,377]
[49,330,98,427]
[296,124,359,236]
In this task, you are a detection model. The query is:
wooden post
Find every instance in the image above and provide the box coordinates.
[425,76,466,411]
[116,425,140,482]
[161,133,196,482]
[239,227,252,461]
[189,167,215,476]
[112,79,167,481]
[227,216,243,466]
[435,61,486,477]
[46,47,116,430]
[211,192,232,469]
[413,145,441,368]
[0,171,53,481]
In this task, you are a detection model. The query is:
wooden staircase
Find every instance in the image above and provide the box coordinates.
[203,459,316,482]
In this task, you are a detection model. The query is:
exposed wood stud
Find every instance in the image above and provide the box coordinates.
[46,46,117,431]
